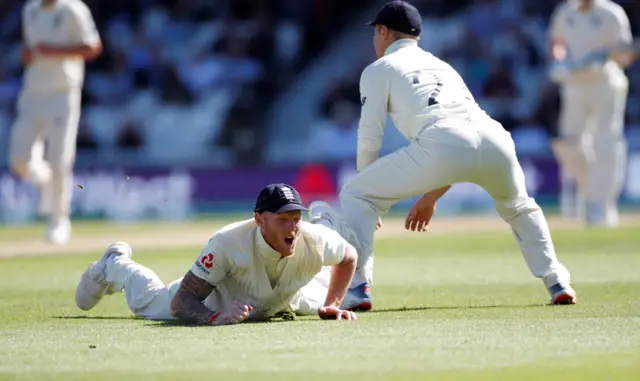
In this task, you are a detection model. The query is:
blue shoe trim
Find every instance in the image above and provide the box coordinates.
[349,283,371,299]
[548,283,567,295]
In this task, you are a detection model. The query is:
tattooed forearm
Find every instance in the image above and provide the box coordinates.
[169,271,217,325]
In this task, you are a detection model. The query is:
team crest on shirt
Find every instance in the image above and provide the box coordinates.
[361,96,367,106]
[195,253,214,274]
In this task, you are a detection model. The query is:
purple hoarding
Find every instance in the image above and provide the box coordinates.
[1,154,638,223]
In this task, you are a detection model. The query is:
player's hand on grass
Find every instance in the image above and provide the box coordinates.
[318,306,357,321]
[405,195,436,232]
[210,301,253,326]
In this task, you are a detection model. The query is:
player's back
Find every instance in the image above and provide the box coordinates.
[21,0,97,93]
[375,40,490,140]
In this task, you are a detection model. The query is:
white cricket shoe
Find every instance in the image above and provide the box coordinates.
[549,283,577,305]
[75,242,132,311]
[47,217,71,245]
[586,202,619,228]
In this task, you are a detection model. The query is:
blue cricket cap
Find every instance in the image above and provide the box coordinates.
[367,1,422,36]
[254,184,308,214]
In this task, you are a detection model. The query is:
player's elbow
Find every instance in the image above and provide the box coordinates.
[341,245,358,266]
[169,293,181,318]
[85,42,102,61]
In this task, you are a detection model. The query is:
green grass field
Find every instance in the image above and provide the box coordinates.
[1,219,639,380]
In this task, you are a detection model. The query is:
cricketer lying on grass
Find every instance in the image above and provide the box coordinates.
[75,184,368,326]
[336,1,577,307]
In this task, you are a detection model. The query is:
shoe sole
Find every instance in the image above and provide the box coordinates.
[345,301,372,312]
[551,292,577,305]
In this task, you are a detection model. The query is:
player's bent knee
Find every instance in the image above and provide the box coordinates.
[593,134,627,153]
[9,156,29,179]
[495,197,540,220]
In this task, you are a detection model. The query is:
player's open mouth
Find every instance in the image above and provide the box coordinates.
[284,236,294,245]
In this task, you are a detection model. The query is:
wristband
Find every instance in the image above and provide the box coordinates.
[207,312,221,325]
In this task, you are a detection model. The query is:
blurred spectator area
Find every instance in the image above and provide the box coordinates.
[296,0,640,164]
[0,0,372,166]
[0,0,639,166]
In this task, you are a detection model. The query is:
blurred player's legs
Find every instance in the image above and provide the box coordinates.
[586,77,628,228]
[340,120,575,304]
[9,91,80,244]
[552,82,592,221]
[9,93,52,188]
[554,77,628,228]
[75,242,180,320]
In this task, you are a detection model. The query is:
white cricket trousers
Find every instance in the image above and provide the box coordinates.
[104,255,331,320]
[340,118,571,290]
[8,90,80,222]
[553,74,628,223]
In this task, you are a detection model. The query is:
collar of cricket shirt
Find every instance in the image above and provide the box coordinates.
[384,38,419,56]
[570,0,603,9]
[256,228,285,261]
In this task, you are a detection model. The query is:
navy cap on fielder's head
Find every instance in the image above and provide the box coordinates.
[254,184,308,214]
[367,1,422,36]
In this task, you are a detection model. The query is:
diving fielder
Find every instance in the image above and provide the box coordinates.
[549,0,637,227]
[10,0,102,244]
[75,184,360,324]
[337,1,577,308]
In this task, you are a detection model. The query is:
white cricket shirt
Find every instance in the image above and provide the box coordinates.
[549,0,632,81]
[190,219,350,320]
[357,38,489,171]
[21,0,101,93]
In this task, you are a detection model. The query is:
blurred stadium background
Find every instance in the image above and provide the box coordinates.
[1,0,640,224]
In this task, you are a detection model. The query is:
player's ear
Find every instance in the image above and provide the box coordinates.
[382,25,391,40]
[254,212,263,228]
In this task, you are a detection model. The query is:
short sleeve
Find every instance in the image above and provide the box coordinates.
[549,4,566,41]
[190,238,229,286]
[22,3,35,46]
[68,3,100,45]
[357,63,389,163]
[611,6,633,45]
[319,227,350,266]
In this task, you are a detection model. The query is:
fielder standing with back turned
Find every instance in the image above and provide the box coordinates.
[549,0,637,227]
[335,1,577,308]
[10,0,102,244]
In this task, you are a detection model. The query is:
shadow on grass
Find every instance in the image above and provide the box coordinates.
[145,318,295,328]
[368,303,545,314]
[51,315,142,321]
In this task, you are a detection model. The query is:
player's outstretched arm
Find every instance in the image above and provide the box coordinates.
[320,245,357,320]
[170,271,253,326]
[170,271,217,325]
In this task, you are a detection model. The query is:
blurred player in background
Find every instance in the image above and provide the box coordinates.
[549,0,638,227]
[75,184,361,325]
[9,0,102,244]
[336,0,576,309]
